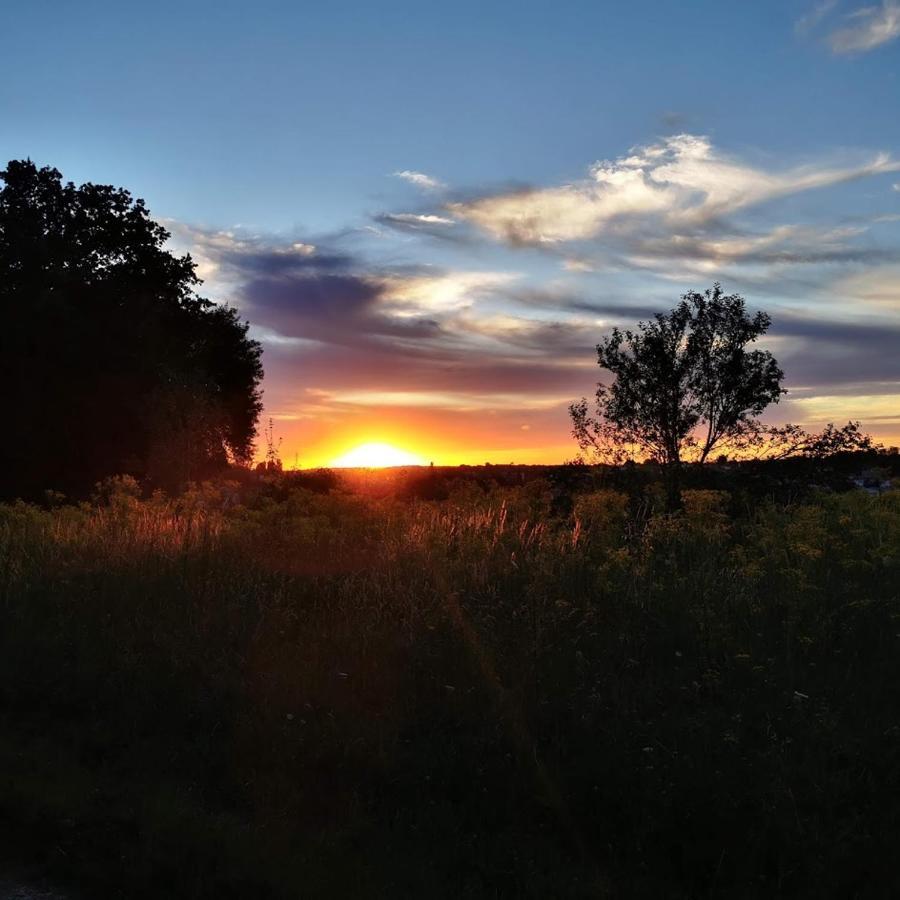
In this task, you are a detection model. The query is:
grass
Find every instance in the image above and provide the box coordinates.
[1,473,899,897]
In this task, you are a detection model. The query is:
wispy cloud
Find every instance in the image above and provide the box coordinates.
[834,265,900,307]
[382,270,518,312]
[392,170,445,191]
[319,389,572,412]
[788,392,900,426]
[438,135,900,287]
[377,212,456,230]
[795,0,839,35]
[449,135,900,247]
[828,1,900,53]
[626,222,899,274]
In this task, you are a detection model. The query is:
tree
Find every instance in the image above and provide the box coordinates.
[742,420,875,461]
[0,159,263,498]
[570,284,784,509]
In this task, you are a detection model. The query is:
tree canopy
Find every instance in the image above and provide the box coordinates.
[569,284,880,509]
[0,159,263,498]
[570,285,784,476]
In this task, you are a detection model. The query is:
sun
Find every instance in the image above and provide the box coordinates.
[329,442,426,468]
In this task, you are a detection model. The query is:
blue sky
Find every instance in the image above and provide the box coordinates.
[3,0,900,463]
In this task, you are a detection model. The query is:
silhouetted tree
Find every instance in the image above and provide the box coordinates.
[0,159,263,497]
[744,420,875,460]
[570,284,784,510]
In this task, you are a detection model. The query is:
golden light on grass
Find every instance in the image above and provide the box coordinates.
[328,442,426,468]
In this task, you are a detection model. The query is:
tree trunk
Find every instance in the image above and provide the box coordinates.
[663,462,683,513]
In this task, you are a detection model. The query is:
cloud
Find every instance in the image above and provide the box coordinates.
[772,313,900,388]
[828,1,900,53]
[452,311,598,357]
[376,212,457,234]
[164,222,353,285]
[242,272,446,344]
[448,134,900,247]
[796,0,839,34]
[382,270,518,312]
[449,169,672,246]
[393,170,445,191]
[562,258,596,272]
[790,392,900,421]
[833,265,900,307]
[169,125,900,451]
[627,222,899,271]
[503,285,666,321]
[264,343,590,401]
[237,267,524,349]
[382,213,455,227]
[168,224,586,408]
[317,389,571,412]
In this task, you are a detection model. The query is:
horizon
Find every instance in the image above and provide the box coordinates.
[4,0,899,466]
[4,6,900,895]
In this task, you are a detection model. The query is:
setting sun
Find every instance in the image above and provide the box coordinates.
[328,442,426,468]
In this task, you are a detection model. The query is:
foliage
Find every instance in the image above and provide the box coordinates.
[751,420,877,460]
[0,159,263,498]
[570,285,879,509]
[1,475,899,897]
[570,284,784,473]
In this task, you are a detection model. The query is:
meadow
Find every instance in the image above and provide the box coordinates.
[1,465,899,898]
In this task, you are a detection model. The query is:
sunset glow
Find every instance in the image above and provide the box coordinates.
[5,2,900,896]
[10,2,900,464]
[328,442,427,468]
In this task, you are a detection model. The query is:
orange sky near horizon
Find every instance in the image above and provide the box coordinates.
[261,401,900,470]
[265,407,580,469]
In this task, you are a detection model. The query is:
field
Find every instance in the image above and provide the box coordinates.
[2,464,899,898]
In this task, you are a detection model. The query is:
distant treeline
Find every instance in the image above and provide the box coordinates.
[256,449,900,507]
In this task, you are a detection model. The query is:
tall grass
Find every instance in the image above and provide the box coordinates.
[1,478,898,897]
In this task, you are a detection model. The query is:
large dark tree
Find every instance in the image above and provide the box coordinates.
[0,160,263,498]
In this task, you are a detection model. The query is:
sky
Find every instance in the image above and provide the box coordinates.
[3,0,900,465]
